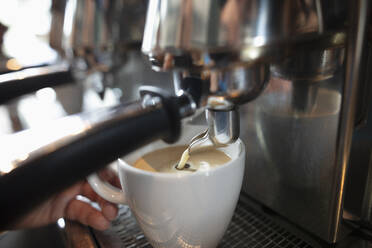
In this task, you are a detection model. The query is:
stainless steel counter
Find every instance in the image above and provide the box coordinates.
[60,193,372,248]
[2,193,372,248]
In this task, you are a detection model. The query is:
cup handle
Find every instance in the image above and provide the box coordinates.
[87,172,127,205]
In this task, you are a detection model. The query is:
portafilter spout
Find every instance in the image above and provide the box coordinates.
[206,99,240,146]
[173,63,269,147]
[0,85,196,230]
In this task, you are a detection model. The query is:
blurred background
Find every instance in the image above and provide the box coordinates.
[0,1,172,246]
[0,0,57,68]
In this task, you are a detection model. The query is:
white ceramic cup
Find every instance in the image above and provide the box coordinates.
[88,125,245,248]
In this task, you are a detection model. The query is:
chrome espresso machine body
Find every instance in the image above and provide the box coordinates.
[140,0,372,243]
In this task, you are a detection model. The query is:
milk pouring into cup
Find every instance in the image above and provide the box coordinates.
[88,125,245,248]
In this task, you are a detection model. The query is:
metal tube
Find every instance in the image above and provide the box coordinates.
[329,0,370,241]
[0,63,73,104]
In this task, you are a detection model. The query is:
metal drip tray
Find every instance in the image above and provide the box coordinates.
[92,195,314,248]
[219,205,312,248]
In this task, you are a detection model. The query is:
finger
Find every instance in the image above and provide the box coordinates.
[65,199,110,231]
[101,201,118,221]
[79,182,119,221]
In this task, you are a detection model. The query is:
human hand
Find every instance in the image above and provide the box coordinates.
[10,169,120,231]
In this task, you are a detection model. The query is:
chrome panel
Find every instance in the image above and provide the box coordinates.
[240,59,344,242]
[64,0,147,74]
[142,0,347,69]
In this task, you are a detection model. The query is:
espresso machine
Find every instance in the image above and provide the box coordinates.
[1,0,372,247]
[139,0,372,244]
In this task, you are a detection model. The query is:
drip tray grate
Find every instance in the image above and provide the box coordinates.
[93,196,314,248]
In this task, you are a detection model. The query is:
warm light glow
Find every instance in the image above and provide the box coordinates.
[0,116,87,174]
[242,47,260,60]
[0,106,13,134]
[17,92,65,128]
[63,0,77,38]
[1,162,16,174]
[17,153,29,162]
[57,218,65,228]
[0,0,57,66]
[252,36,265,47]
[6,58,22,70]
[36,87,57,102]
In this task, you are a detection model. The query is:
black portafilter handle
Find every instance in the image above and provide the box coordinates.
[0,85,193,230]
[0,63,74,104]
